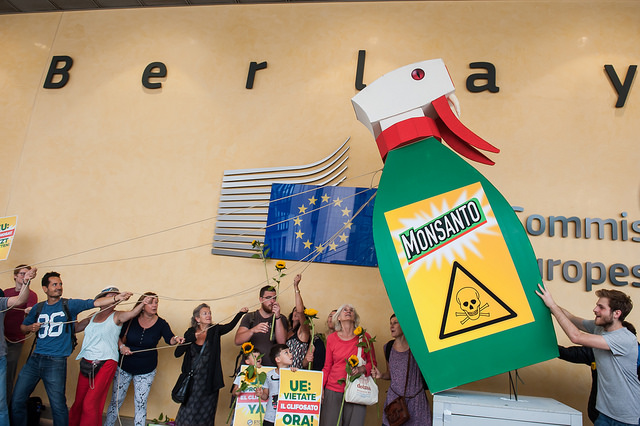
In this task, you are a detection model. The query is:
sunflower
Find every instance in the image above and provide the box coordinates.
[353,326,363,336]
[348,355,359,368]
[244,368,256,381]
[275,261,286,271]
[241,342,254,355]
[304,308,318,317]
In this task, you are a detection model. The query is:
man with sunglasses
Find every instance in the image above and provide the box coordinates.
[235,285,288,366]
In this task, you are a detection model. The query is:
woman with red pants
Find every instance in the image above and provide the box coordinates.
[69,287,152,426]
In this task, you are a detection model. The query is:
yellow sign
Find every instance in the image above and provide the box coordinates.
[275,369,323,426]
[233,365,274,425]
[384,182,533,352]
[0,216,17,261]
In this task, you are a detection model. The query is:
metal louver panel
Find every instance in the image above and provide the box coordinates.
[212,138,350,258]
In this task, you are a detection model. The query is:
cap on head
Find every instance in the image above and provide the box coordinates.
[95,287,120,300]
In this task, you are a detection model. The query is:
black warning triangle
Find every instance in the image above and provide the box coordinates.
[439,261,517,339]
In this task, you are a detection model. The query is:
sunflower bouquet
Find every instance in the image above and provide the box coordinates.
[239,342,266,387]
[227,342,267,424]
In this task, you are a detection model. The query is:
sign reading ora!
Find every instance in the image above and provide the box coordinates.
[275,369,322,426]
[386,182,534,352]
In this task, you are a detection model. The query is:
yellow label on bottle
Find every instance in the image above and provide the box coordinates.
[384,182,534,352]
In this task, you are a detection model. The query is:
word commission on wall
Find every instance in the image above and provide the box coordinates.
[516,208,640,291]
[41,53,638,107]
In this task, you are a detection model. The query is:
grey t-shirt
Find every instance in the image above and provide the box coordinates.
[584,320,640,424]
[239,310,288,367]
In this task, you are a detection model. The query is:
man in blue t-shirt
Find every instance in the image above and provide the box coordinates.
[538,285,640,426]
[10,271,133,426]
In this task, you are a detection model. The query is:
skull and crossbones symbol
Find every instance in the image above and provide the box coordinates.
[455,287,490,325]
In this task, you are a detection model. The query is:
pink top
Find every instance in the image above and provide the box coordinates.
[322,331,377,392]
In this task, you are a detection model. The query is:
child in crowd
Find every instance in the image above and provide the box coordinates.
[232,348,263,397]
[257,344,296,426]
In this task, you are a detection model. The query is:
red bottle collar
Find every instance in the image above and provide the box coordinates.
[375,116,441,163]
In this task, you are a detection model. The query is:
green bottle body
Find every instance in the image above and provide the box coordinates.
[373,137,558,393]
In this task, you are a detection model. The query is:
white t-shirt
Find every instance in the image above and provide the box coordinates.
[263,368,281,422]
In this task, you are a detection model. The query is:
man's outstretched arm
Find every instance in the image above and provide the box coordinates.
[536,283,610,350]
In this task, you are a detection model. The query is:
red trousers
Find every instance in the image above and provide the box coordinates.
[69,359,117,426]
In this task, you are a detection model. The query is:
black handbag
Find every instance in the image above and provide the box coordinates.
[172,371,194,404]
[172,341,206,404]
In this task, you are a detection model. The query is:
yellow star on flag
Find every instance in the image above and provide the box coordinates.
[303,240,313,249]
[308,196,317,206]
[293,217,302,226]
[295,230,304,239]
[343,221,353,229]
[341,207,351,217]
[298,205,308,214]
[328,241,338,251]
[316,244,326,253]
[339,233,348,242]
[321,194,331,203]
[333,197,343,207]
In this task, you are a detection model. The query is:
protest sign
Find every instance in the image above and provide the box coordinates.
[275,369,322,426]
[0,216,17,261]
[233,365,274,425]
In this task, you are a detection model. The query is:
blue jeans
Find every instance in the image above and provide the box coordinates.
[595,413,640,426]
[0,355,9,426]
[11,354,68,426]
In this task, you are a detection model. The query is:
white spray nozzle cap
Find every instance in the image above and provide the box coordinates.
[351,58,455,139]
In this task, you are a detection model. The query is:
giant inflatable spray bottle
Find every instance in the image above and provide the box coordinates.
[352,59,557,392]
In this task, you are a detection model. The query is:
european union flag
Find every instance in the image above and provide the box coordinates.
[264,184,378,267]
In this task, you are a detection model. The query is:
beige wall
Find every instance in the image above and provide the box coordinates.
[1,1,639,423]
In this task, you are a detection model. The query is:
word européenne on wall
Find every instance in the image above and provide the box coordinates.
[514,207,640,291]
[41,52,637,107]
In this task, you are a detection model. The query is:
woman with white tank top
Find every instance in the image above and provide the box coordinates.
[68,287,153,426]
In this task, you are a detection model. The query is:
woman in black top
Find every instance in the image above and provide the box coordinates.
[174,303,247,426]
[104,292,185,426]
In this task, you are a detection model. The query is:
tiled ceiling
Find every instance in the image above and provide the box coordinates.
[0,0,416,15]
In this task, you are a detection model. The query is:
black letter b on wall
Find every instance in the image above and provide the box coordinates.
[43,56,73,89]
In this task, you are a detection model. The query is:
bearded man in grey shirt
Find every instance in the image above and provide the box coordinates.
[537,285,640,426]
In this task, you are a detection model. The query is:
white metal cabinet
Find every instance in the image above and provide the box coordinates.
[433,389,582,426]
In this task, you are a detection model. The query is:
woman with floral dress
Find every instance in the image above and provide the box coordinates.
[174,303,247,425]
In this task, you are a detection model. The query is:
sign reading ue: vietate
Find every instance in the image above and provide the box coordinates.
[40,52,637,108]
